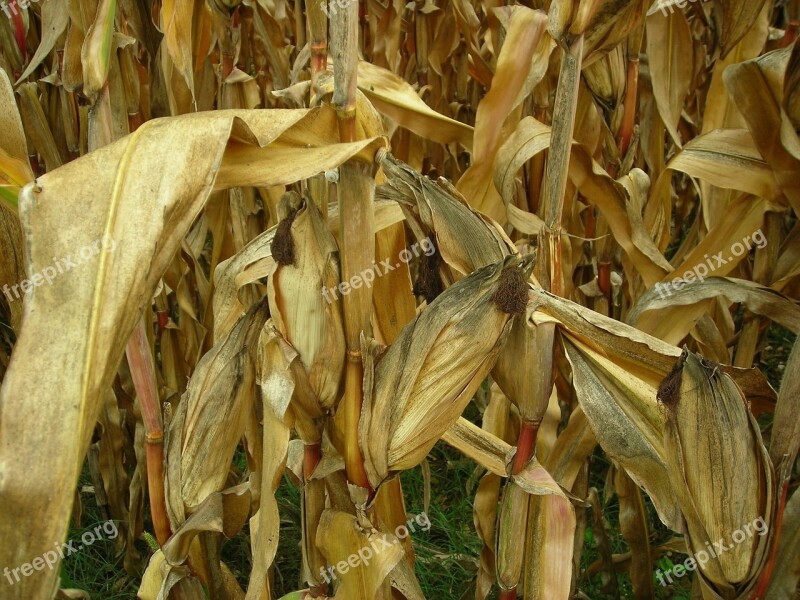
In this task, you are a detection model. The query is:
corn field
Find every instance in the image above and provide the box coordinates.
[0,0,799,598]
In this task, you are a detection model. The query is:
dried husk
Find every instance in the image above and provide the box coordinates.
[658,350,774,593]
[267,195,346,412]
[361,255,533,488]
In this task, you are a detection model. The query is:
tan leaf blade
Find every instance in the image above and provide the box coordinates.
[629,276,800,337]
[645,8,692,148]
[715,0,770,57]
[356,61,474,149]
[316,510,404,600]
[561,338,681,530]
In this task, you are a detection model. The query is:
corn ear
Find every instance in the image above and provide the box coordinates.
[658,349,774,591]
[268,194,346,413]
[361,255,533,488]
[164,301,268,519]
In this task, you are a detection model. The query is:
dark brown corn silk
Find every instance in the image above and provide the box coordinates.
[493,265,529,315]
[413,236,443,304]
[271,207,299,266]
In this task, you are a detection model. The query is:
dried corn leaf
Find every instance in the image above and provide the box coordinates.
[81,0,117,96]
[456,6,554,221]
[521,466,576,600]
[562,338,681,529]
[246,327,294,600]
[442,416,513,477]
[142,484,251,598]
[714,0,770,58]
[316,509,404,600]
[15,0,70,84]
[614,467,654,599]
[159,0,197,99]
[645,8,692,148]
[724,46,800,214]
[699,3,769,228]
[357,61,474,149]
[630,277,800,341]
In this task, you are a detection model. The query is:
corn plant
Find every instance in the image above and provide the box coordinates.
[0,0,799,599]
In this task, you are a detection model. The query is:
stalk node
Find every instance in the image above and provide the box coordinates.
[145,432,164,444]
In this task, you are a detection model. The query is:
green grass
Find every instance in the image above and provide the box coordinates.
[58,471,141,598]
[758,324,796,391]
[577,450,692,600]
[400,439,488,600]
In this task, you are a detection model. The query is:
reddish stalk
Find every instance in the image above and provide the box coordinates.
[304,442,322,480]
[779,21,799,47]
[221,7,241,80]
[501,418,542,600]
[308,0,328,100]
[750,480,790,600]
[7,0,27,60]
[511,419,541,476]
[125,316,172,545]
[617,57,640,157]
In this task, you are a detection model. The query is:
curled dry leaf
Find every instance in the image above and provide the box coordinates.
[357,61,474,149]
